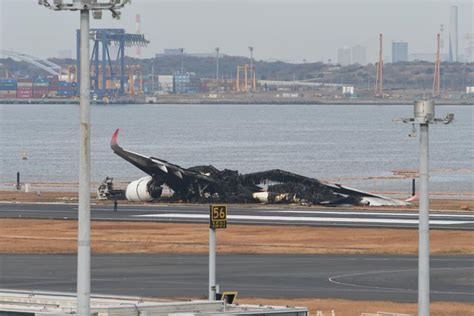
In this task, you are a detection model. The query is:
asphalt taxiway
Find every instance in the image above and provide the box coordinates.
[0,254,472,302]
[0,202,473,229]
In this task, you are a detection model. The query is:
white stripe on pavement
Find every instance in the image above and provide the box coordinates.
[270,210,474,218]
[132,213,470,225]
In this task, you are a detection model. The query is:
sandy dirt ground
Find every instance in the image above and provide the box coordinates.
[0,219,472,254]
[0,190,473,211]
[237,298,474,316]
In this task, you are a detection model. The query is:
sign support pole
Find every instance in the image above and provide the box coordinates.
[209,205,227,300]
[209,227,216,300]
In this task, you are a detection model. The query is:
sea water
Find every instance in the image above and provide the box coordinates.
[0,103,472,193]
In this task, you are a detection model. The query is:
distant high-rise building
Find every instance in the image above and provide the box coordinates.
[449,5,458,62]
[337,47,351,66]
[352,45,367,65]
[392,41,408,63]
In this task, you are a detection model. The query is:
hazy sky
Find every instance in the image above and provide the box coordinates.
[0,0,472,63]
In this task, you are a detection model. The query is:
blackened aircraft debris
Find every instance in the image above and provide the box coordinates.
[109,129,408,206]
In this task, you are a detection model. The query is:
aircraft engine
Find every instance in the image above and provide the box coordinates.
[125,176,162,202]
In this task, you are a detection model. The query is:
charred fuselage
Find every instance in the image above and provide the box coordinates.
[110,129,407,207]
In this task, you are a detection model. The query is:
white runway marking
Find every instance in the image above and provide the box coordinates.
[0,209,71,213]
[132,213,470,225]
[328,267,474,295]
[271,210,474,218]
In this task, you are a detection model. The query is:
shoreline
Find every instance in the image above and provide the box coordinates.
[0,98,472,105]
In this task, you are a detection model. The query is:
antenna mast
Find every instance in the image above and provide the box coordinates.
[433,33,441,97]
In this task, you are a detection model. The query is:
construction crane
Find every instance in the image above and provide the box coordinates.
[236,64,256,92]
[127,64,143,96]
[374,33,384,98]
[76,28,149,98]
[433,33,441,97]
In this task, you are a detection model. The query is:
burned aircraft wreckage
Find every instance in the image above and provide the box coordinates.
[103,129,407,206]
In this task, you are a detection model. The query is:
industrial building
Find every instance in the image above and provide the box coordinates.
[157,75,174,94]
[0,290,308,316]
[392,41,408,63]
[174,72,200,94]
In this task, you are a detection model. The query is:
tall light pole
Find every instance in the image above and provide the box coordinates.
[38,1,130,315]
[215,47,220,91]
[395,100,454,316]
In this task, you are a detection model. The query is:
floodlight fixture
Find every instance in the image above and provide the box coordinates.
[38,0,131,19]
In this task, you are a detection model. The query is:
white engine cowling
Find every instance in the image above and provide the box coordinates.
[126,176,154,202]
[253,192,269,203]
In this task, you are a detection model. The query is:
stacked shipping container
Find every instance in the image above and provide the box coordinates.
[17,79,33,99]
[57,81,77,97]
[0,79,17,99]
[0,78,78,99]
[33,79,50,98]
[49,77,59,97]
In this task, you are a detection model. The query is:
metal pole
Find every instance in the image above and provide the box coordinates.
[77,8,91,316]
[215,47,219,90]
[209,227,216,300]
[418,123,430,316]
[16,172,20,191]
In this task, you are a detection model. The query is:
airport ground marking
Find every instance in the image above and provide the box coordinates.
[271,210,474,218]
[132,213,470,225]
[328,267,474,296]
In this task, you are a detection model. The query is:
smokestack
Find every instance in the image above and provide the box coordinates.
[135,14,141,58]
[449,5,458,62]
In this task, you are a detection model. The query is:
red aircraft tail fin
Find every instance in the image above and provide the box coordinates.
[405,192,419,202]
[110,128,120,150]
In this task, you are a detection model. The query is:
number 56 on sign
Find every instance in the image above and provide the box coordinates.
[210,205,227,229]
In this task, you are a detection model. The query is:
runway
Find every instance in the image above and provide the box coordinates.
[0,254,472,302]
[0,202,473,229]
